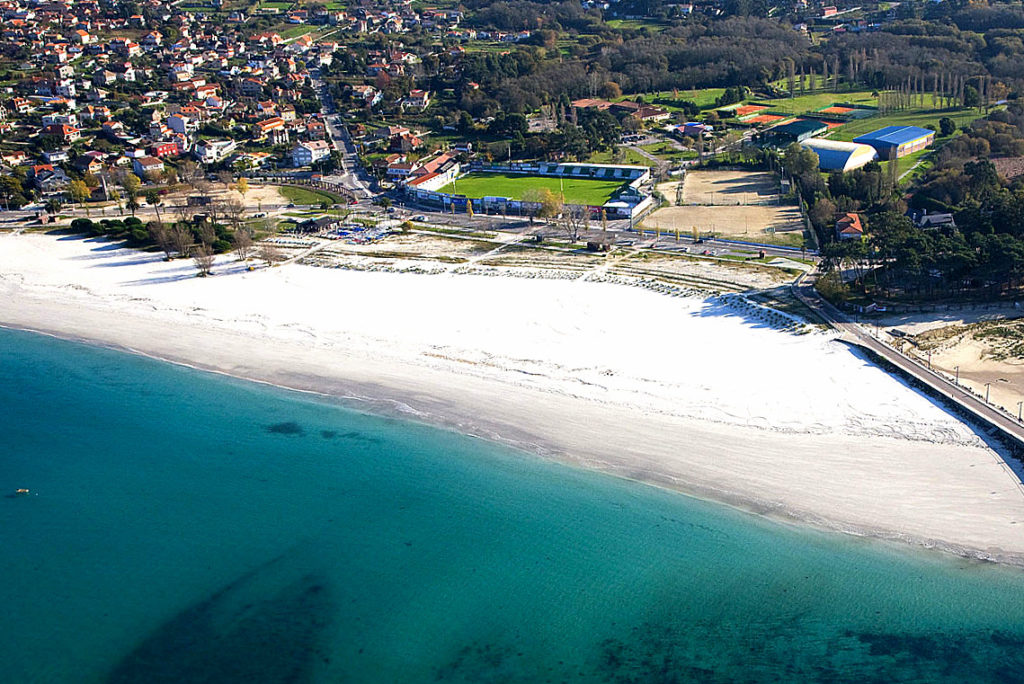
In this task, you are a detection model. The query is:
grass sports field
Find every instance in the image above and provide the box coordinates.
[438,173,626,206]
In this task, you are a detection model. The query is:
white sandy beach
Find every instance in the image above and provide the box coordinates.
[2,232,1024,562]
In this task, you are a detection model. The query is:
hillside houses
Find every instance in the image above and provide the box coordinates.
[0,0,529,207]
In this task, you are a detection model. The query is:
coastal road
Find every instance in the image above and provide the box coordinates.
[793,272,1024,449]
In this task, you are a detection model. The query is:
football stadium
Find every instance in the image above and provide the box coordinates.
[405,162,656,218]
[437,172,625,207]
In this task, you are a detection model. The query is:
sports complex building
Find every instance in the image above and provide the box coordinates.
[799,139,879,172]
[853,126,935,160]
[402,161,655,218]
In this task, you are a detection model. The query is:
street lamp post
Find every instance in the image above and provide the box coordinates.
[1017,401,1022,422]
[954,365,959,385]
[985,382,991,404]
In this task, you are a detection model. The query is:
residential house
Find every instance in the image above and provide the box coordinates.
[133,155,164,178]
[292,139,331,166]
[75,152,106,174]
[835,213,864,240]
[93,70,117,86]
[401,89,430,110]
[389,133,423,153]
[240,78,265,97]
[269,127,289,145]
[907,208,956,230]
[41,123,81,142]
[29,164,71,194]
[42,149,69,163]
[253,116,285,139]
[194,139,238,163]
[351,84,381,107]
[149,142,180,158]
[306,119,326,140]
[167,113,197,134]
[42,112,78,127]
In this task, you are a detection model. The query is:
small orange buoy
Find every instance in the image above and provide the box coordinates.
[15,489,29,495]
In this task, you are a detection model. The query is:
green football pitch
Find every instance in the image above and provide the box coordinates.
[437,173,626,206]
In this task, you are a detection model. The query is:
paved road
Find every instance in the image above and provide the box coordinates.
[310,69,374,199]
[793,271,1024,447]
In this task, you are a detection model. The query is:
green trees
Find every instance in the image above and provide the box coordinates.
[145,189,162,223]
[121,173,141,217]
[524,188,564,221]
[0,174,29,209]
[782,143,818,177]
[939,117,956,137]
[715,86,747,107]
[69,180,91,216]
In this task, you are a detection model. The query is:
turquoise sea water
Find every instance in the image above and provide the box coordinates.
[3,327,1024,683]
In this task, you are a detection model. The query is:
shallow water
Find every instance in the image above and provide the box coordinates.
[2,326,1024,683]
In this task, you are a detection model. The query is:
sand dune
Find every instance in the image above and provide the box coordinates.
[2,232,1023,563]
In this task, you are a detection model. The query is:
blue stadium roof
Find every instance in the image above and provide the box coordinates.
[853,126,934,147]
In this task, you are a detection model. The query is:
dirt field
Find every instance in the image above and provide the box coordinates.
[682,170,782,206]
[161,183,283,210]
[647,170,803,245]
[645,205,804,243]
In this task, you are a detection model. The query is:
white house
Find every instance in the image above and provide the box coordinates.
[291,139,330,167]
[194,139,237,164]
[167,113,198,134]
[132,155,165,177]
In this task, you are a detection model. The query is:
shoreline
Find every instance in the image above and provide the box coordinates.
[3,233,1024,566]
[7,313,1023,567]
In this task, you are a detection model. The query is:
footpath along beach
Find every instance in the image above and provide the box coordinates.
[2,231,1024,563]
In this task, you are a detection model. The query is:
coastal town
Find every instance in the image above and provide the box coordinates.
[8,0,1024,680]
[4,0,1024,418]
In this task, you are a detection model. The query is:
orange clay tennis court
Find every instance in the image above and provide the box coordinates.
[746,114,786,125]
[735,105,769,117]
[819,106,855,115]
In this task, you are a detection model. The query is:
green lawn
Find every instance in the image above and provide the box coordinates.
[278,24,313,39]
[588,147,652,166]
[276,185,344,205]
[639,143,698,162]
[438,173,626,205]
[628,88,726,111]
[605,18,669,31]
[752,90,879,116]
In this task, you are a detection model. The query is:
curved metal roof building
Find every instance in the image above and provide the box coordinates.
[800,139,879,172]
